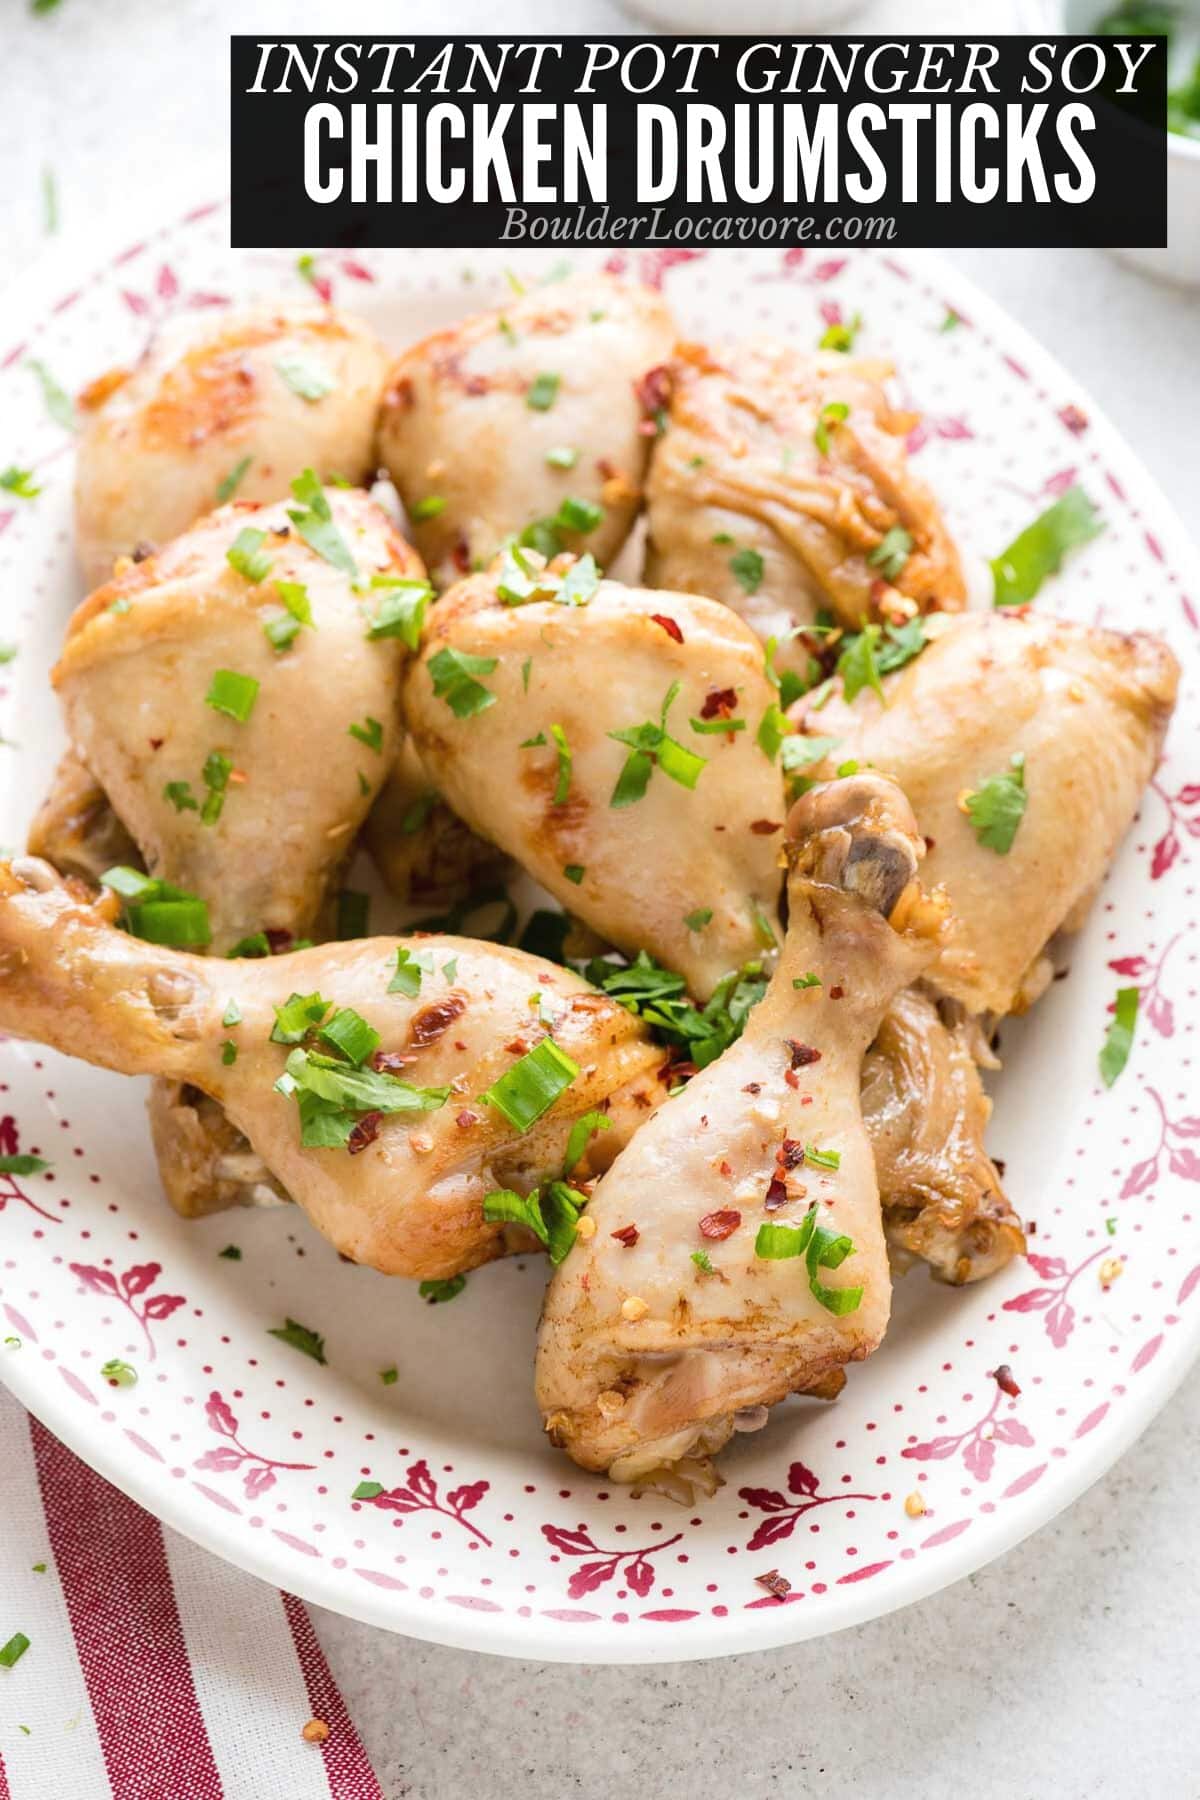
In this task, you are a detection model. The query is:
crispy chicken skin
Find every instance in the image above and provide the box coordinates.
[74,304,390,587]
[0,859,664,1279]
[863,987,1024,1285]
[403,563,785,1000]
[794,611,1180,1015]
[644,340,966,661]
[376,274,674,585]
[536,773,944,1488]
[53,490,424,954]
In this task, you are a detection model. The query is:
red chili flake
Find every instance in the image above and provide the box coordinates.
[764,1174,789,1211]
[717,1159,733,1179]
[386,375,415,412]
[650,612,684,644]
[634,364,672,417]
[596,456,616,480]
[700,686,738,720]
[750,819,782,835]
[755,1569,791,1601]
[451,537,471,574]
[264,928,293,955]
[455,1109,479,1129]
[787,1041,822,1069]
[131,540,157,563]
[777,1139,804,1170]
[994,1158,1007,1179]
[828,985,844,1000]
[784,1069,800,1090]
[698,1209,741,1241]
[504,1037,529,1057]
[611,1224,640,1247]
[743,1082,762,1095]
[371,1050,412,1075]
[148,736,164,750]
[991,1363,1021,1398]
[924,836,937,853]
[868,576,890,604]
[409,994,467,1047]
[347,1111,382,1155]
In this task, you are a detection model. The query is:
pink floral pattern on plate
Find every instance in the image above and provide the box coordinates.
[0,215,1198,1660]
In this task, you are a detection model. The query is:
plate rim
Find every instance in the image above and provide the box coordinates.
[1,199,1198,1663]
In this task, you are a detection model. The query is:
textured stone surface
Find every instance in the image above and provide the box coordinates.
[4,5,1198,1795]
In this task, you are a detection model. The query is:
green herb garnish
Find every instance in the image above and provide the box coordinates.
[527,371,561,411]
[275,353,336,401]
[754,1201,863,1314]
[226,527,272,583]
[730,547,764,595]
[991,486,1103,607]
[818,312,862,353]
[0,467,40,499]
[684,908,713,930]
[482,1180,588,1263]
[205,669,260,724]
[965,753,1027,855]
[1100,985,1139,1088]
[428,646,498,718]
[867,525,913,582]
[419,1275,466,1304]
[100,1359,137,1387]
[0,1633,31,1669]
[267,1318,327,1363]
[348,716,384,753]
[609,681,707,807]
[481,1038,579,1132]
[287,468,356,577]
[365,581,430,648]
[814,401,849,456]
[563,1110,612,1175]
[216,456,252,503]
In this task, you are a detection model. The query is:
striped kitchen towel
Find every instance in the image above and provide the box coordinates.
[0,1387,384,1800]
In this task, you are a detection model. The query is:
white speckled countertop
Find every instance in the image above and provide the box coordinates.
[2,2,1198,1794]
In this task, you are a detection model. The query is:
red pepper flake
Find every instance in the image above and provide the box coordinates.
[924,836,937,853]
[635,364,672,417]
[784,1069,800,1090]
[750,819,782,835]
[787,1041,821,1069]
[131,540,157,564]
[743,1082,762,1095]
[264,928,293,955]
[700,686,738,721]
[347,1111,382,1155]
[991,1363,1021,1398]
[371,1049,412,1075]
[994,1158,1007,1179]
[148,736,164,750]
[764,1174,789,1211]
[755,1569,791,1601]
[409,994,467,1047]
[611,1224,640,1247]
[452,537,471,574]
[777,1138,804,1170]
[698,1209,741,1241]
[717,1159,733,1179]
[828,985,844,1000]
[503,1037,529,1057]
[650,613,684,644]
[455,1109,479,1129]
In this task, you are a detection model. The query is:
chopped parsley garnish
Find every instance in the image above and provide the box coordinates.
[100,1359,137,1387]
[219,1245,242,1260]
[221,1040,238,1065]
[563,864,585,884]
[365,577,431,648]
[389,947,432,998]
[818,311,863,353]
[201,751,232,825]
[553,496,603,535]
[287,468,356,577]
[754,1201,863,1314]
[419,1275,466,1303]
[497,542,599,607]
[1105,1217,1118,1236]
[867,525,913,582]
[793,972,822,990]
[691,1249,714,1274]
[271,991,333,1044]
[227,931,272,958]
[164,780,198,814]
[549,722,572,805]
[751,902,778,950]
[267,1318,327,1363]
[814,401,849,456]
[482,1038,579,1132]
[521,656,533,692]
[730,546,764,595]
[684,908,713,930]
[428,645,498,718]
[564,1110,612,1175]
[837,617,926,704]
[216,455,252,503]
[609,681,707,807]
[264,578,315,652]
[99,866,211,948]
[336,890,369,940]
[275,352,336,401]
[205,669,260,724]
[940,308,962,332]
[0,1633,31,1670]
[991,486,1103,607]
[380,1366,398,1384]
[29,358,76,430]
[226,527,273,583]
[756,703,789,762]
[0,466,40,499]
[763,634,813,710]
[353,1480,384,1500]
[348,716,384,753]
[527,371,561,411]
[411,495,446,521]
[585,952,767,1070]
[965,753,1027,855]
[1100,985,1139,1088]
[0,1154,49,1176]
[483,1180,588,1263]
[545,445,578,469]
[781,734,840,777]
[276,1047,449,1146]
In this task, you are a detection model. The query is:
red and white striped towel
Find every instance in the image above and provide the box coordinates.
[0,1388,384,1800]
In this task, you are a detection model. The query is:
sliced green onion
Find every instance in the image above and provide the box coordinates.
[482,1038,579,1132]
[216,456,252,503]
[366,582,430,648]
[275,353,336,401]
[410,495,446,521]
[318,1006,380,1067]
[205,669,260,724]
[1100,985,1139,1088]
[527,371,560,411]
[564,1109,612,1175]
[226,527,272,583]
[271,991,332,1044]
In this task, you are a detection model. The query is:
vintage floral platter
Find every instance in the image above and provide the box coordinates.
[0,205,1198,1663]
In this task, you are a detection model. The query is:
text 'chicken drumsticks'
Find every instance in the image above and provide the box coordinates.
[536,772,947,1495]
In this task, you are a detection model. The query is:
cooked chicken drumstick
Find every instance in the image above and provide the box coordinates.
[377,274,674,586]
[75,303,390,588]
[793,611,1180,1015]
[402,560,786,999]
[0,859,665,1279]
[536,773,944,1490]
[54,487,425,954]
[644,340,965,665]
